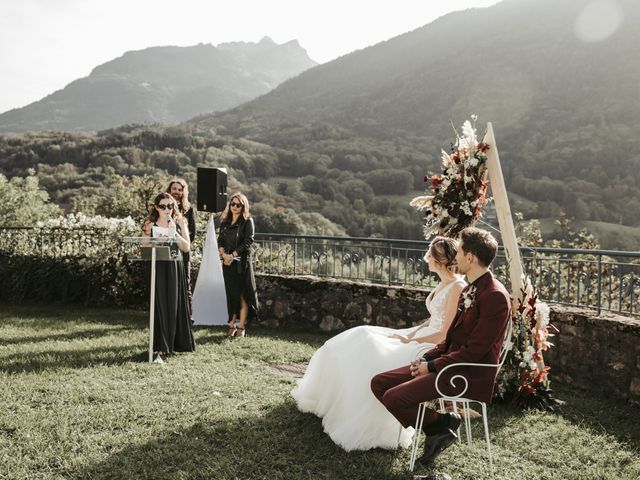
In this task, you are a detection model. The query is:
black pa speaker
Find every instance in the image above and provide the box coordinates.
[197,167,228,212]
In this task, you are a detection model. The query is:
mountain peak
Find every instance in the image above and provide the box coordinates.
[258,36,276,45]
[0,39,317,132]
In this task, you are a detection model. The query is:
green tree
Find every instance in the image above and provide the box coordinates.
[0,171,61,226]
[73,174,164,222]
[365,169,413,195]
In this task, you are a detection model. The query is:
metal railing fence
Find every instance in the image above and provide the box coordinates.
[1,227,638,316]
[252,234,640,317]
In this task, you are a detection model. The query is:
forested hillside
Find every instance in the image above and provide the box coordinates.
[0,126,424,238]
[193,0,640,227]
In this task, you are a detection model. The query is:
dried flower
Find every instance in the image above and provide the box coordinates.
[411,117,492,238]
[495,275,558,409]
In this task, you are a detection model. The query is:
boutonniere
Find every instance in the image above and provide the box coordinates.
[460,285,477,311]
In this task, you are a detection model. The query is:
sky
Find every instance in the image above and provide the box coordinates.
[0,0,500,114]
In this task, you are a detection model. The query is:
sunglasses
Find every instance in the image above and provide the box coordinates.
[230,202,243,208]
[157,203,174,210]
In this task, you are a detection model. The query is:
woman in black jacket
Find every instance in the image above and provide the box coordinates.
[217,192,258,337]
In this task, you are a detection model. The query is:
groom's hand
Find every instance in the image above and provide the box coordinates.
[410,359,428,377]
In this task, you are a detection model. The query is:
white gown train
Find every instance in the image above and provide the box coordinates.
[291,278,465,451]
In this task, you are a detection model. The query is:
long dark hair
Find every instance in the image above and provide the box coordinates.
[147,192,181,223]
[220,192,250,224]
[166,178,191,213]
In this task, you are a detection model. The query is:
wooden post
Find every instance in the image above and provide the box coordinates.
[483,122,524,304]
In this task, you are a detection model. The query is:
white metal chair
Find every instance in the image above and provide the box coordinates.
[408,320,513,474]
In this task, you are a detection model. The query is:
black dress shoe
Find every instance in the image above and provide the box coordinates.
[418,430,457,466]
[442,411,462,432]
[418,412,462,466]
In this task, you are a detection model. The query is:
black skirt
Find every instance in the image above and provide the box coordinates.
[222,256,258,322]
[151,258,195,353]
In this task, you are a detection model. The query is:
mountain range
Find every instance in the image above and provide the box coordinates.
[2,0,640,248]
[192,0,640,226]
[0,37,316,133]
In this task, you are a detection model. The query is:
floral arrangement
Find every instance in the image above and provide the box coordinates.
[494,277,560,410]
[460,285,477,310]
[411,116,491,238]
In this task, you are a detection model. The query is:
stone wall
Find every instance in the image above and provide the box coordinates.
[255,274,431,331]
[254,274,640,404]
[544,307,640,404]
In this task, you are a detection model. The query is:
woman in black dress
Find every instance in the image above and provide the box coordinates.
[217,193,258,338]
[142,193,196,359]
[166,179,196,308]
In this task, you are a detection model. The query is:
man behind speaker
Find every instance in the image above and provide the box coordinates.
[167,179,196,311]
[217,192,259,338]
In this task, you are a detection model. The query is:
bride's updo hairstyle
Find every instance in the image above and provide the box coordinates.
[427,236,459,273]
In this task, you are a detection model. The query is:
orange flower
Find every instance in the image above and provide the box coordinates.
[535,328,548,344]
[534,366,551,383]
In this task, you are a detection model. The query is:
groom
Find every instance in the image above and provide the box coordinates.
[371,227,511,466]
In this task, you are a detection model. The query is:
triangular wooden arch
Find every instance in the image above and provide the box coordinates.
[484,122,524,304]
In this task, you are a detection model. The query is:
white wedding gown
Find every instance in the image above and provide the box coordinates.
[291,278,465,451]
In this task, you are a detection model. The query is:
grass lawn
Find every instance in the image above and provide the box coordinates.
[0,306,639,480]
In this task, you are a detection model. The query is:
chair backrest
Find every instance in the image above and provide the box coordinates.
[497,319,514,369]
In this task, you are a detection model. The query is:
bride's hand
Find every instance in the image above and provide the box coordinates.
[389,334,410,343]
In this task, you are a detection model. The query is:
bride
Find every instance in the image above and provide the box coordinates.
[291,236,465,451]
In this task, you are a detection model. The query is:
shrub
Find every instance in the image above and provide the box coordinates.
[0,214,151,306]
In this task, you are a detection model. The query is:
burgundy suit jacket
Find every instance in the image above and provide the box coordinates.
[423,271,511,404]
